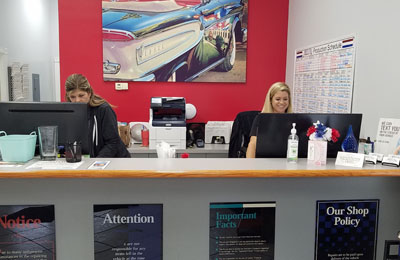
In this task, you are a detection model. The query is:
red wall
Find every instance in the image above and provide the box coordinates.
[58,0,289,123]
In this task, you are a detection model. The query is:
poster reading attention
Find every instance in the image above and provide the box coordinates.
[315,200,379,260]
[94,204,163,260]
[0,205,56,260]
[210,202,276,260]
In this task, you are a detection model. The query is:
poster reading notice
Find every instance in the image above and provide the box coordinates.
[94,204,162,260]
[210,202,276,260]
[0,205,56,260]
[315,200,379,260]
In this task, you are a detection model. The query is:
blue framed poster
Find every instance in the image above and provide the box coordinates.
[0,205,55,260]
[94,204,163,260]
[315,200,379,260]
[210,202,276,260]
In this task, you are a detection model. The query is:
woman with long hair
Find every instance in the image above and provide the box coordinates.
[65,73,130,158]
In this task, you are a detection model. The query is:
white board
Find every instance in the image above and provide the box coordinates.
[293,36,356,113]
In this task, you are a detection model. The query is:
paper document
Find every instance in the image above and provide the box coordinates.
[26,160,83,170]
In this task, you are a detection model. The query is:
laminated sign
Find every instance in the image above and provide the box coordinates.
[375,118,400,155]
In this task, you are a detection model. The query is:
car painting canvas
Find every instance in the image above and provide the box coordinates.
[102,0,248,82]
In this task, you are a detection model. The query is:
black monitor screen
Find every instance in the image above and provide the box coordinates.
[0,102,89,154]
[255,113,362,158]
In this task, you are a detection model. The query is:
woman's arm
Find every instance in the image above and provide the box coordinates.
[97,105,123,157]
[394,145,400,155]
[246,136,257,158]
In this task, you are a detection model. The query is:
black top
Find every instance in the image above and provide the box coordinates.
[88,103,131,158]
[249,114,260,137]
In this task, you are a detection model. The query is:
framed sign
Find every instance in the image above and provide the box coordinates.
[210,202,276,260]
[315,200,379,260]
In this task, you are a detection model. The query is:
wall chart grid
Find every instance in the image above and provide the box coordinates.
[293,36,356,113]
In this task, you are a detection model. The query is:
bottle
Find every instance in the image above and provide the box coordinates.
[364,137,373,155]
[287,123,299,163]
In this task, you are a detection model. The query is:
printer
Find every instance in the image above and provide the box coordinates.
[149,97,186,149]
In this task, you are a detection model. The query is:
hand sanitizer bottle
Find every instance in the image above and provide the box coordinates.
[287,123,299,163]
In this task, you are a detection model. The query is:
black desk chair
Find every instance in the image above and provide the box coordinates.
[228,110,260,158]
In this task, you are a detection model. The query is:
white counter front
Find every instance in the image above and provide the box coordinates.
[0,158,399,260]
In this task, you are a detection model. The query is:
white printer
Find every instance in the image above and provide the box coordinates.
[205,121,233,144]
[149,97,186,149]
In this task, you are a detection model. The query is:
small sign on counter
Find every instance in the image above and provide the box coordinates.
[335,152,365,168]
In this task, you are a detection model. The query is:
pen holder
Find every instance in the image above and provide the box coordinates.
[65,142,82,163]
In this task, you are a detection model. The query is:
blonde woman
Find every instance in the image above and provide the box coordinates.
[65,73,130,158]
[246,82,292,158]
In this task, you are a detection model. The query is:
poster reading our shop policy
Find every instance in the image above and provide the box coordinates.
[94,204,162,260]
[315,200,379,260]
[210,202,276,260]
[0,205,56,260]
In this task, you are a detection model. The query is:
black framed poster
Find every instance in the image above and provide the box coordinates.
[0,205,55,260]
[210,202,276,260]
[315,200,379,260]
[94,204,163,260]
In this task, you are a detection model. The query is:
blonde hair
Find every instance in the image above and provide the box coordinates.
[65,73,107,107]
[261,82,292,113]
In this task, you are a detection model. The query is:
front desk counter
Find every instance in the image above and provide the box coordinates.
[0,158,399,260]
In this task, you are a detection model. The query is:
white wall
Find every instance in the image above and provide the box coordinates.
[0,0,59,101]
[286,0,400,140]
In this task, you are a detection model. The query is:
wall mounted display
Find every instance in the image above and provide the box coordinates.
[293,36,356,113]
[0,205,55,260]
[94,204,163,260]
[315,200,379,260]
[102,0,248,82]
[210,202,276,260]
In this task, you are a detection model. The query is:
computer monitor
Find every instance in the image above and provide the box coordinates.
[0,102,89,154]
[255,113,362,158]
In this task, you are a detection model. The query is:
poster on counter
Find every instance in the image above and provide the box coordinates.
[315,200,379,260]
[94,204,163,260]
[210,202,276,260]
[0,205,56,260]
[375,118,400,155]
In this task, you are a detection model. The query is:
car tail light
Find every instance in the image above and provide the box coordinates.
[103,29,135,41]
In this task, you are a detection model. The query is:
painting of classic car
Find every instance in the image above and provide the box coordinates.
[102,0,248,82]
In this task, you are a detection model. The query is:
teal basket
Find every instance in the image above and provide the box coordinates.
[0,131,37,162]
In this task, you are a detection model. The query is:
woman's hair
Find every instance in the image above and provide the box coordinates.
[65,73,107,107]
[261,82,292,113]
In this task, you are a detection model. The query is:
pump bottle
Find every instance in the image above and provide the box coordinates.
[287,123,299,163]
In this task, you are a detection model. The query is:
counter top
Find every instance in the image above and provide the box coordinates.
[0,158,399,178]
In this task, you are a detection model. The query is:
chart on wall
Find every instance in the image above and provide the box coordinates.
[293,36,356,113]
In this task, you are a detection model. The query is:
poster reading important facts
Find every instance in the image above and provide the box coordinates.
[94,204,162,260]
[315,200,379,260]
[0,205,56,260]
[210,202,276,260]
[293,36,356,113]
[374,118,400,155]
